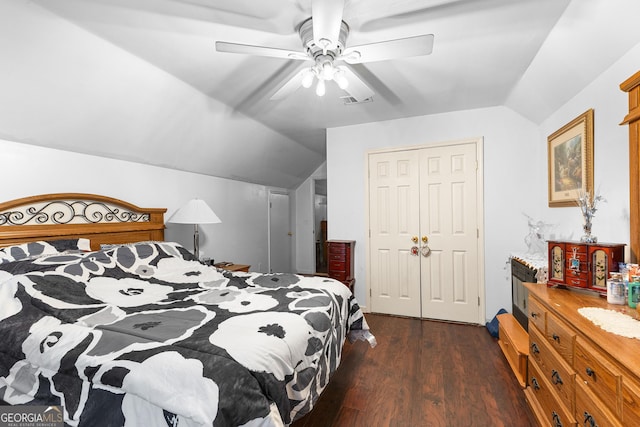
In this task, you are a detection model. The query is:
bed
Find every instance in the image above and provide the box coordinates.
[0,193,375,427]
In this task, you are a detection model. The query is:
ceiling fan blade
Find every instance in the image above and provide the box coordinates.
[270,68,307,101]
[338,66,374,102]
[311,0,344,50]
[340,34,434,64]
[216,41,309,60]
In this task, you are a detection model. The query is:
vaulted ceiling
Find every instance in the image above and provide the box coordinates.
[4,0,640,189]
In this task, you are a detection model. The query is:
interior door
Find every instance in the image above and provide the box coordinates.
[269,191,291,273]
[369,150,422,317]
[368,141,481,323]
[419,143,479,323]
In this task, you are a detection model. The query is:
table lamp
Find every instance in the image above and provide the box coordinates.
[167,198,221,260]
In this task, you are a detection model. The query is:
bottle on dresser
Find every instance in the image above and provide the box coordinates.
[607,272,626,305]
[629,275,640,308]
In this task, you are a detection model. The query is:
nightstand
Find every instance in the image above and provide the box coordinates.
[214,263,250,272]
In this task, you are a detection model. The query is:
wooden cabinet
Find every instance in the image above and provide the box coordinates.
[524,283,640,427]
[547,241,625,293]
[327,240,355,291]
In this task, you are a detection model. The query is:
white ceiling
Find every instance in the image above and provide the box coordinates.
[14,0,640,188]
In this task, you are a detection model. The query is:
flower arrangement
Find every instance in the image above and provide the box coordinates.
[576,190,605,243]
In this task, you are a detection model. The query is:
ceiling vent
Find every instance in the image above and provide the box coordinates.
[341,95,373,105]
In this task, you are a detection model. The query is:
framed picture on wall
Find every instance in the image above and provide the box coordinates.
[547,109,594,207]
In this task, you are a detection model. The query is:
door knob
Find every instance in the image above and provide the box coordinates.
[419,236,430,257]
[411,236,419,243]
[421,243,431,257]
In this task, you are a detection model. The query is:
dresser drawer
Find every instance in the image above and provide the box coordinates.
[528,323,545,367]
[529,324,575,413]
[528,296,547,333]
[575,380,622,427]
[565,243,587,254]
[574,336,621,418]
[329,260,346,272]
[622,378,640,425]
[329,271,348,282]
[546,311,575,365]
[527,358,576,427]
[564,277,587,288]
[328,252,346,261]
[328,243,346,254]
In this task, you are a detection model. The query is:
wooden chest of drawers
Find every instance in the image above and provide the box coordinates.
[547,241,625,293]
[524,283,640,427]
[327,240,355,291]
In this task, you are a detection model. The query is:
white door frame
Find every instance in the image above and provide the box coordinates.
[364,137,485,324]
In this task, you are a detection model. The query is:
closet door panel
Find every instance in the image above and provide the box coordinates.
[369,151,422,317]
[420,143,479,323]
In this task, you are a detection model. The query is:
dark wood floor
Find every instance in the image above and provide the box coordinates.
[292,314,536,427]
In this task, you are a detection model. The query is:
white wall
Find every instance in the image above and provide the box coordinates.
[327,39,640,320]
[537,42,640,247]
[0,138,278,273]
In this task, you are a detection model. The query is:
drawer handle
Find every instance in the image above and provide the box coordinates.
[552,411,563,427]
[531,377,540,390]
[551,369,563,385]
[586,367,595,378]
[530,342,540,355]
[531,312,538,318]
[552,333,560,342]
[583,411,598,427]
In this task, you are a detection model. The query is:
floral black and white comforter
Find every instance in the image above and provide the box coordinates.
[0,241,375,426]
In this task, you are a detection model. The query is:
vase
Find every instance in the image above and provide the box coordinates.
[580,221,597,243]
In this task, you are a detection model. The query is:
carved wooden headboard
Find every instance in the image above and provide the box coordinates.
[0,193,166,250]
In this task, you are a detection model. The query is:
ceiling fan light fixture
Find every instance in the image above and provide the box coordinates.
[321,61,335,80]
[301,69,315,88]
[334,70,349,90]
[315,79,326,96]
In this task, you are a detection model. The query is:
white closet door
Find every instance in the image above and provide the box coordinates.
[419,143,480,323]
[368,141,481,323]
[369,150,422,317]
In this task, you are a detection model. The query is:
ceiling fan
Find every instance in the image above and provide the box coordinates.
[215,0,434,102]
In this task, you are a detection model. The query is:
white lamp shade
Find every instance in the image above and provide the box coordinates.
[168,199,221,224]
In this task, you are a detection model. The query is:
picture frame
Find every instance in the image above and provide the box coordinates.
[547,109,594,207]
